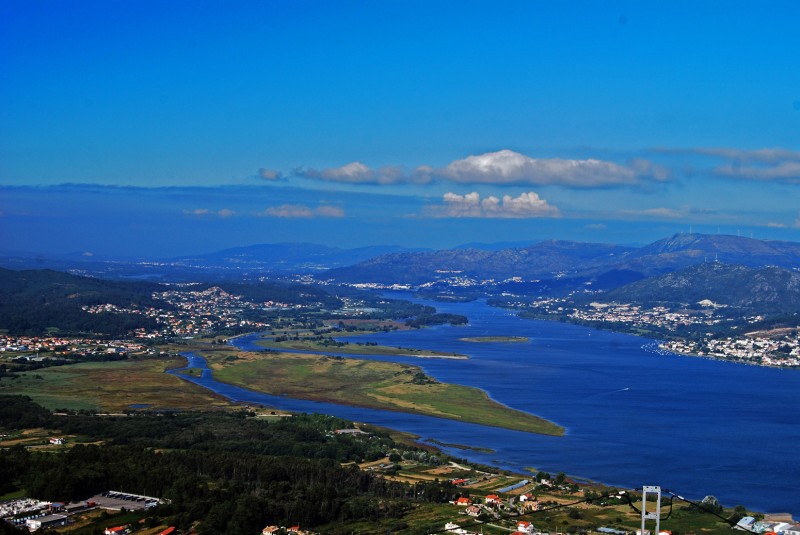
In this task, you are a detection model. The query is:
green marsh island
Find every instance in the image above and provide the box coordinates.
[197,348,564,436]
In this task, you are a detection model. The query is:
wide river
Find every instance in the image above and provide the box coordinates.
[174,296,800,516]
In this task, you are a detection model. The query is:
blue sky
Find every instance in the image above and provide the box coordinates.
[1,1,799,256]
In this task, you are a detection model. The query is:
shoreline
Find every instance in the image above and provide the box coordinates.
[172,353,776,520]
[510,309,800,369]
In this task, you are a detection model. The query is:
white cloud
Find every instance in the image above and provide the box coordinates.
[662,147,800,183]
[295,162,414,185]
[438,149,667,187]
[627,207,686,219]
[290,149,663,188]
[690,147,800,164]
[434,191,561,219]
[616,206,723,221]
[315,205,345,218]
[766,221,787,228]
[259,203,345,218]
[183,208,236,218]
[258,168,283,181]
[260,205,314,218]
[713,161,800,183]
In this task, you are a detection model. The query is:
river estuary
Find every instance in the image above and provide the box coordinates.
[171,296,800,516]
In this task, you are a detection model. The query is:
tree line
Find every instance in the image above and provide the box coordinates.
[0,396,462,534]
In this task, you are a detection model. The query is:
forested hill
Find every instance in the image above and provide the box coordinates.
[602,263,800,313]
[0,269,350,336]
[0,268,164,336]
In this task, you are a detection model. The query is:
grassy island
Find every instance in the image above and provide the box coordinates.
[255,336,467,359]
[459,336,530,343]
[199,349,564,436]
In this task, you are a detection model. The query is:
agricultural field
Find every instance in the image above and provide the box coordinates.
[0,356,232,412]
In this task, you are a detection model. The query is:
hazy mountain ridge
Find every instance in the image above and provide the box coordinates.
[325,233,800,285]
[614,234,800,273]
[602,262,800,312]
[325,241,634,284]
[0,243,429,280]
[172,243,427,271]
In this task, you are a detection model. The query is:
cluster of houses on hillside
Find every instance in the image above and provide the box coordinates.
[81,285,287,338]
[261,525,316,535]
[661,332,800,367]
[507,296,800,368]
[0,335,145,358]
[443,490,544,534]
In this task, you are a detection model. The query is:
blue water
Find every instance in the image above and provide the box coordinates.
[171,297,800,516]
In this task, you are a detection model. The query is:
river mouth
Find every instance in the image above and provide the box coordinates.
[171,296,800,517]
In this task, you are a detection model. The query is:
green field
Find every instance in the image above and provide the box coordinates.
[201,349,564,436]
[0,357,232,411]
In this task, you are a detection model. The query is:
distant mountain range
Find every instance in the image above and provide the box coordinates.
[325,241,633,284]
[2,234,800,289]
[169,243,428,271]
[0,243,428,280]
[325,233,800,286]
[602,262,800,313]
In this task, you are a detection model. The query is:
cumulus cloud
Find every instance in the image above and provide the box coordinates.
[295,162,416,185]
[259,203,345,218]
[183,208,236,217]
[437,150,668,187]
[258,168,283,181]
[432,191,561,219]
[291,149,664,188]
